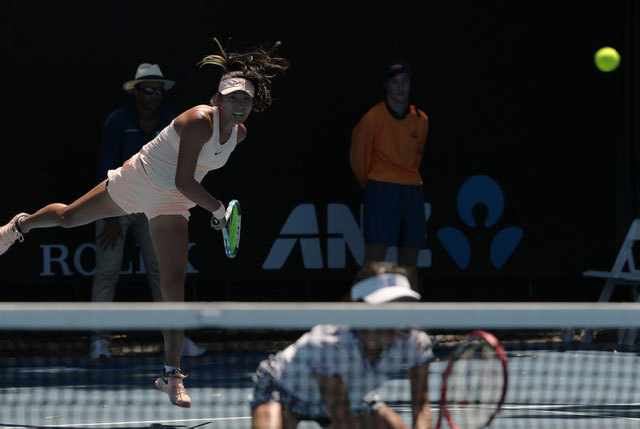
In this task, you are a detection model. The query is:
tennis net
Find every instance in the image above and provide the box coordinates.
[1,302,639,428]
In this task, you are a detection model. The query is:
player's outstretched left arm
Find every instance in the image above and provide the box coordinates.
[409,362,433,429]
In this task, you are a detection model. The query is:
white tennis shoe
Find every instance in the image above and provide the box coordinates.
[0,213,28,256]
[155,369,191,408]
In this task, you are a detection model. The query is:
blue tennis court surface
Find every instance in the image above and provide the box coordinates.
[2,349,640,428]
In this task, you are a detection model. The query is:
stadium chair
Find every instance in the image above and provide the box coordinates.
[581,218,640,343]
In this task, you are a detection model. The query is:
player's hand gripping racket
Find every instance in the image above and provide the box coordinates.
[436,330,508,429]
[221,199,241,258]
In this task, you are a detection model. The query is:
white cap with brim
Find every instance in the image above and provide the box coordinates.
[219,77,255,97]
[351,273,421,304]
[123,63,175,92]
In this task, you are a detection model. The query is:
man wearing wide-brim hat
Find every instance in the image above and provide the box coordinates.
[122,63,175,92]
[89,63,205,361]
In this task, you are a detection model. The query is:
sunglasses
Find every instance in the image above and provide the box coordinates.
[137,86,165,96]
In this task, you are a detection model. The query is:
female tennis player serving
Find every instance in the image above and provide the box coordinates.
[0,38,289,408]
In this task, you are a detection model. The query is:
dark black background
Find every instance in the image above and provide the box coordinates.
[0,1,630,302]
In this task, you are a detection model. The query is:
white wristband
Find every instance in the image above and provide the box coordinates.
[212,204,226,220]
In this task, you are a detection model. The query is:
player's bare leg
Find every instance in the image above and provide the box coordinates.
[149,214,191,407]
[398,247,421,295]
[1,180,126,256]
[19,180,126,232]
[149,214,189,364]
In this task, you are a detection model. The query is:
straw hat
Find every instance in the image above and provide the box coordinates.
[123,63,175,92]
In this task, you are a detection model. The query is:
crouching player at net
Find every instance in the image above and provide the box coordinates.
[251,262,434,429]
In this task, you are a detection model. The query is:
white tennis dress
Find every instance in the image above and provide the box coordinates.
[106,106,238,219]
[139,106,238,191]
[250,324,434,419]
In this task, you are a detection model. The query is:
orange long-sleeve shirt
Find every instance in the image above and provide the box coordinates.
[350,102,429,189]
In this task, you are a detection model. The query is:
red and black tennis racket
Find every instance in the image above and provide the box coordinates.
[436,330,508,429]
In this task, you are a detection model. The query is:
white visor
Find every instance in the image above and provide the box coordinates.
[351,273,421,304]
[219,77,255,97]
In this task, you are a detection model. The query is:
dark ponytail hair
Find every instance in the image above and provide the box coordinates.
[198,38,290,112]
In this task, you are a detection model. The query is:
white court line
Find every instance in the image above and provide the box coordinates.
[513,409,640,422]
[35,416,251,428]
[499,403,640,422]
[502,402,640,410]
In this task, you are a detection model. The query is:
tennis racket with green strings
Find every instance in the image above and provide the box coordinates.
[221,199,241,258]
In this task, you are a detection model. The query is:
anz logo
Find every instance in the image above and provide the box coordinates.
[264,175,522,271]
[437,175,523,269]
[262,203,432,270]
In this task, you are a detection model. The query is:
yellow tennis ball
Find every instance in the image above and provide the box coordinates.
[594,47,620,72]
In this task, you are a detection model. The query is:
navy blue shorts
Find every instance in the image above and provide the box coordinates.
[363,180,426,248]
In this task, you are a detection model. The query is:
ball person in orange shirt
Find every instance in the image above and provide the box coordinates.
[350,61,428,294]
